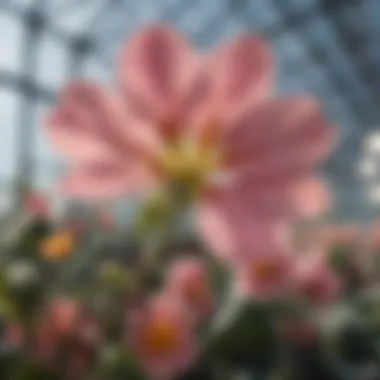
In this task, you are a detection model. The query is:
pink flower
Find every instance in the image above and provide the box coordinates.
[46,25,335,260]
[295,251,341,306]
[5,324,24,348]
[48,297,80,336]
[34,298,100,374]
[24,191,50,218]
[165,257,214,323]
[33,298,81,363]
[129,295,197,380]
[233,247,295,300]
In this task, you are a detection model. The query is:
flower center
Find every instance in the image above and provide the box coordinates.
[141,319,180,356]
[251,258,282,284]
[158,139,220,196]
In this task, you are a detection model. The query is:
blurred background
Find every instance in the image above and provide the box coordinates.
[0,0,379,222]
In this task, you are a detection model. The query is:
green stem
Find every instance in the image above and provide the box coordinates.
[131,186,189,284]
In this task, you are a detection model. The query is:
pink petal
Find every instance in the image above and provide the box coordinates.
[58,162,154,201]
[205,34,273,121]
[49,298,79,335]
[129,295,196,380]
[24,191,50,217]
[296,250,342,306]
[290,177,331,218]
[118,25,201,129]
[166,257,205,286]
[235,249,296,300]
[165,258,213,323]
[45,82,153,164]
[208,177,294,220]
[212,172,330,222]
[197,190,290,263]
[144,342,196,380]
[222,96,337,172]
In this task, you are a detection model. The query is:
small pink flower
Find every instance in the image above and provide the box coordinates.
[24,191,50,218]
[45,25,335,262]
[5,324,24,348]
[295,251,341,306]
[34,298,100,373]
[33,298,80,363]
[165,257,214,323]
[234,248,295,300]
[129,295,197,380]
[48,297,80,336]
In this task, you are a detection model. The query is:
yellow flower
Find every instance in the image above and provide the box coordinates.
[40,231,75,261]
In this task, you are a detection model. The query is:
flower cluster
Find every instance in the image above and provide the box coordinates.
[0,25,379,380]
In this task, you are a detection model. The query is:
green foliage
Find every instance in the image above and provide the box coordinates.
[10,218,53,261]
[209,302,277,371]
[6,360,58,380]
[329,244,355,273]
[95,346,147,380]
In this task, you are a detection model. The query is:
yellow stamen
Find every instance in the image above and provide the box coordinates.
[158,139,220,196]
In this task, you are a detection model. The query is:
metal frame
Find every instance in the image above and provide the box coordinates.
[0,0,377,218]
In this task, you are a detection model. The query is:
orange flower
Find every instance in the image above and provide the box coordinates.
[40,230,75,260]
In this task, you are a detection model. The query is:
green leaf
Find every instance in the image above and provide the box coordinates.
[335,316,377,364]
[329,245,355,273]
[97,346,147,380]
[209,302,277,370]
[10,219,53,260]
[8,360,57,380]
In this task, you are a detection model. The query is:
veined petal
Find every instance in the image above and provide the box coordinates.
[58,162,154,201]
[205,34,273,121]
[290,176,332,218]
[45,82,155,164]
[118,24,201,130]
[197,189,290,263]
[222,96,337,171]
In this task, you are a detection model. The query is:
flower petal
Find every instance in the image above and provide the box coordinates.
[119,25,200,126]
[212,171,330,223]
[45,82,152,164]
[197,189,290,263]
[205,34,273,120]
[222,96,337,173]
[296,250,342,306]
[58,162,154,201]
[235,249,295,300]
[290,177,331,218]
